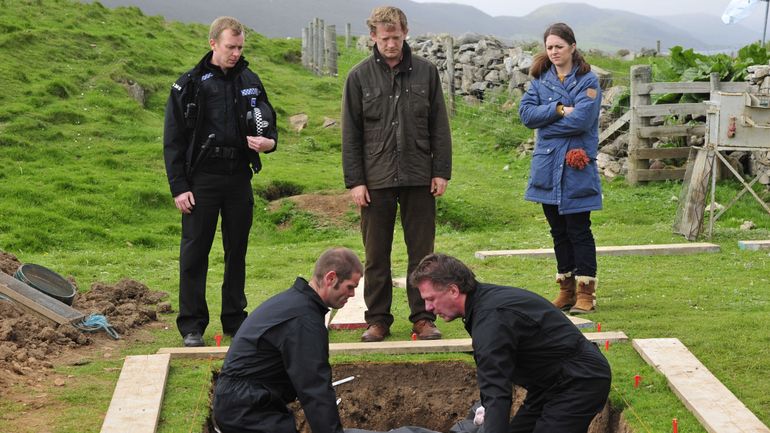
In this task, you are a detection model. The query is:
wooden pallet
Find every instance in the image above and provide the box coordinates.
[475,243,721,260]
[633,338,770,433]
[100,354,171,433]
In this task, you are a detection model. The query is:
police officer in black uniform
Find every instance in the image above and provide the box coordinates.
[212,247,362,433]
[163,16,277,347]
[410,254,611,433]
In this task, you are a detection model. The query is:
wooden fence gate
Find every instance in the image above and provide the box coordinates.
[626,65,748,185]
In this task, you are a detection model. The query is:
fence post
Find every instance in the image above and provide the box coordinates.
[318,19,326,75]
[444,35,456,117]
[346,23,351,49]
[308,20,316,74]
[312,18,319,75]
[628,65,652,185]
[301,27,309,69]
[325,24,337,76]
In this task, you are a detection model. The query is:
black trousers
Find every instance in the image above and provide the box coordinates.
[213,376,296,433]
[542,204,596,277]
[360,186,436,326]
[510,377,610,433]
[177,169,253,337]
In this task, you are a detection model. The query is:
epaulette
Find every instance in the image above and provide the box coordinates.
[171,71,195,92]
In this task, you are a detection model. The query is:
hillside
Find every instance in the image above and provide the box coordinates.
[82,0,757,51]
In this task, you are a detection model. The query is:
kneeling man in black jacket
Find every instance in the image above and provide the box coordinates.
[213,247,362,433]
[410,253,611,433]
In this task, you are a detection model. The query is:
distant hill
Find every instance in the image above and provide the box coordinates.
[653,13,764,53]
[83,0,759,51]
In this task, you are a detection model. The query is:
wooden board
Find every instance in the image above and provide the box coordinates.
[633,338,770,433]
[569,315,594,329]
[100,354,171,433]
[475,243,720,260]
[598,111,631,145]
[0,272,84,325]
[157,331,627,360]
[328,280,367,330]
[738,240,770,251]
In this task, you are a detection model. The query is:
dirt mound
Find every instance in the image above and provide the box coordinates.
[0,251,22,276]
[0,252,169,389]
[269,191,357,227]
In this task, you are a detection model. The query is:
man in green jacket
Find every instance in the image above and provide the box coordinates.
[341,6,453,342]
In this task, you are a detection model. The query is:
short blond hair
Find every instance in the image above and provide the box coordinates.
[366,6,408,33]
[209,16,245,41]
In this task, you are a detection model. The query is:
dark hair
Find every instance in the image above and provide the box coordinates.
[313,247,363,283]
[409,253,478,294]
[529,22,591,78]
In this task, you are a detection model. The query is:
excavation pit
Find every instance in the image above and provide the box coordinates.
[207,361,629,433]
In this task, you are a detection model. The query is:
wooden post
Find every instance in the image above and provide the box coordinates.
[313,18,321,75]
[308,21,316,73]
[325,24,338,76]
[445,35,456,117]
[628,65,652,185]
[656,40,661,55]
[301,27,309,69]
[346,23,351,49]
[318,18,329,75]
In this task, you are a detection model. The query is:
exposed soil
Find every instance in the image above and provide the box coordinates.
[0,250,171,432]
[269,191,357,228]
[209,361,631,433]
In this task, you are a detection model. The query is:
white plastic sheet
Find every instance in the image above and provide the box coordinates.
[722,0,761,24]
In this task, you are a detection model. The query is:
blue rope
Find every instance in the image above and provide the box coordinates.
[74,314,120,340]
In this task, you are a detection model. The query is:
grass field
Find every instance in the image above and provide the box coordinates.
[1,1,769,432]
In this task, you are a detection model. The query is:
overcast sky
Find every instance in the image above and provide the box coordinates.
[410,0,762,18]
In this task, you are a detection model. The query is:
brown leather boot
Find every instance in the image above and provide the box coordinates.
[570,276,597,314]
[361,323,390,342]
[412,319,442,340]
[551,272,576,311]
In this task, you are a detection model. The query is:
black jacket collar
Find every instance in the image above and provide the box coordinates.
[197,50,249,79]
[291,277,329,314]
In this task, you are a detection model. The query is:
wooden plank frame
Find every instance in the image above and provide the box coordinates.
[633,338,770,433]
[475,242,720,260]
[157,331,627,360]
[738,240,770,251]
[106,331,625,431]
[100,354,171,433]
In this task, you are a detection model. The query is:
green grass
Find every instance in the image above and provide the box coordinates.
[1,1,770,432]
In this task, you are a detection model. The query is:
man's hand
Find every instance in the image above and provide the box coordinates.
[174,191,195,214]
[246,136,276,153]
[350,185,370,207]
[431,177,448,197]
[563,105,575,116]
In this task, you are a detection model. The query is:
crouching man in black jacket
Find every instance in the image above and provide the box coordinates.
[410,253,611,433]
[212,247,362,433]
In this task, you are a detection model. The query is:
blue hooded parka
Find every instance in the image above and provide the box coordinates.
[519,65,603,214]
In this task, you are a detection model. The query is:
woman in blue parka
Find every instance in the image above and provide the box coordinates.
[518,22,602,315]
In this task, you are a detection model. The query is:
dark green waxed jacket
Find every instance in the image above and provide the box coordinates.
[342,42,452,190]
